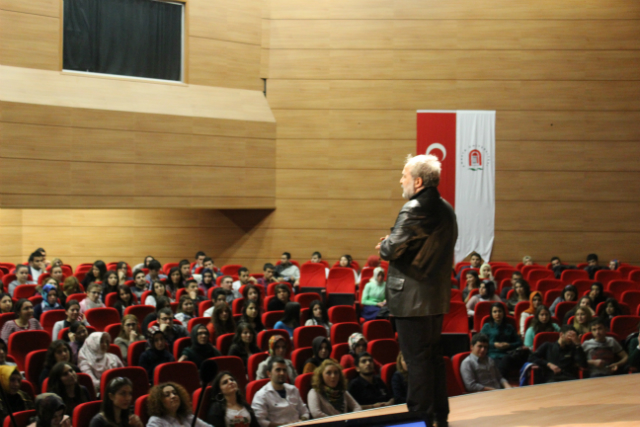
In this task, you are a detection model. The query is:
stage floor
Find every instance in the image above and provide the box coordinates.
[291,374,640,427]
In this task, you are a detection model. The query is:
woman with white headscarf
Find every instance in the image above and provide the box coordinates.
[360,267,387,321]
[77,332,124,390]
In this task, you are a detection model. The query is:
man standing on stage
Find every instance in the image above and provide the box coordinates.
[376,154,458,427]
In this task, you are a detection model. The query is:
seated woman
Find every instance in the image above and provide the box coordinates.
[47,362,90,418]
[242,284,262,306]
[174,295,196,323]
[88,377,143,427]
[360,267,387,321]
[599,298,624,330]
[549,284,577,317]
[0,365,34,418]
[67,321,89,365]
[147,382,213,427]
[466,281,501,316]
[39,340,77,387]
[53,300,88,342]
[81,261,107,290]
[139,326,175,385]
[479,263,494,282]
[338,255,359,283]
[391,352,408,405]
[303,336,332,374]
[589,282,607,309]
[0,339,16,367]
[273,302,301,339]
[116,262,131,286]
[506,279,530,313]
[228,323,261,370]
[340,333,368,369]
[7,265,36,297]
[304,300,332,336]
[462,271,482,303]
[49,264,65,285]
[33,283,63,321]
[146,281,170,307]
[208,302,236,341]
[27,393,70,427]
[79,283,106,315]
[101,271,120,302]
[267,284,291,312]
[0,293,13,314]
[199,268,215,295]
[112,285,135,317]
[239,301,264,333]
[563,296,595,325]
[179,324,221,369]
[572,306,593,337]
[256,334,298,382]
[206,371,260,427]
[165,267,184,297]
[520,291,543,336]
[61,277,82,306]
[113,315,145,362]
[523,305,560,348]
[307,359,361,419]
[0,298,43,343]
[78,332,124,390]
[479,302,524,378]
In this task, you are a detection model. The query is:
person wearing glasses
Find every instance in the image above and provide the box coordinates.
[114,315,145,361]
[147,382,213,427]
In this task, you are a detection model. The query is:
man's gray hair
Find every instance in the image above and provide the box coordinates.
[405,154,441,187]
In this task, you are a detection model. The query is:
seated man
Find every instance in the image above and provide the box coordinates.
[256,263,277,290]
[582,318,628,377]
[252,356,309,427]
[584,253,607,280]
[348,352,394,409]
[530,325,587,382]
[460,334,511,392]
[156,307,188,349]
[275,252,301,286]
[499,271,523,300]
[233,267,258,291]
[550,256,576,280]
[456,252,483,282]
[267,284,291,312]
[131,269,148,299]
[310,251,330,278]
[203,288,228,317]
[145,259,167,284]
[27,250,45,284]
[202,257,219,277]
[191,251,206,274]
[220,275,242,304]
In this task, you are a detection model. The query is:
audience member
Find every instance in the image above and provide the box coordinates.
[0,298,43,343]
[478,264,493,281]
[308,359,361,418]
[145,281,170,307]
[341,333,368,369]
[522,256,534,266]
[466,281,501,316]
[462,270,481,303]
[206,371,260,427]
[185,279,206,305]
[529,325,587,383]
[0,339,16,367]
[0,365,34,418]
[257,334,298,382]
[524,305,560,348]
[28,392,70,427]
[361,267,387,321]
[139,327,175,385]
[179,259,192,287]
[256,263,277,289]
[564,296,595,326]
[203,288,228,317]
[78,332,124,390]
[145,260,167,286]
[506,279,530,312]
[275,252,301,286]
[166,267,184,296]
[268,284,292,312]
[304,300,332,336]
[608,259,619,271]
[338,255,359,283]
[240,300,265,333]
[199,268,216,295]
[50,258,64,269]
[599,298,624,330]
[588,282,606,309]
[156,307,188,348]
[520,291,543,336]
[233,267,258,292]
[549,285,577,317]
[27,250,46,284]
[178,324,221,369]
[209,302,235,340]
[456,252,483,282]
[242,284,263,307]
[113,315,144,361]
[303,336,332,374]
[192,251,207,274]
[251,356,310,427]
[347,352,393,409]
[112,285,134,317]
[391,352,408,404]
[228,323,261,370]
[7,265,36,297]
[142,296,171,333]
[202,258,218,276]
[49,265,65,285]
[101,271,120,302]
[48,362,91,418]
[39,340,76,387]
[364,255,380,269]
[460,333,511,392]
[67,321,89,364]
[479,302,525,378]
[116,261,132,285]
[220,275,243,304]
[61,277,81,307]
[174,295,196,323]
[132,255,155,273]
[582,318,628,377]
[82,261,107,289]
[499,271,524,300]
[88,377,143,427]
[584,254,607,279]
[0,293,13,314]
[274,302,301,338]
[79,283,106,315]
[131,269,148,300]
[33,283,63,321]
[550,256,575,280]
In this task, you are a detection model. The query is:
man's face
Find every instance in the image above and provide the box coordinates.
[158,313,172,325]
[511,273,522,286]
[239,271,250,284]
[561,331,577,346]
[31,256,44,270]
[400,165,417,200]
[204,260,214,270]
[269,363,288,385]
[551,259,561,268]
[311,255,320,263]
[135,273,146,288]
[197,255,205,266]
[264,268,274,281]
[180,264,190,277]
[470,255,481,268]
[280,255,289,265]
[588,259,598,267]
[221,278,233,291]
[472,341,489,358]
[591,323,606,340]
[609,261,617,270]
[356,356,375,376]
[277,289,289,302]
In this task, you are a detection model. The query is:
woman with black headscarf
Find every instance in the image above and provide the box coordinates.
[303,336,333,374]
[589,282,607,309]
[178,324,221,369]
[138,326,175,385]
[27,393,70,427]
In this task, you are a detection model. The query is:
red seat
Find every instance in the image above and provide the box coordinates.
[474,301,507,332]
[14,284,38,299]
[85,307,121,331]
[514,300,531,331]
[59,326,97,341]
[608,280,638,299]
[326,268,356,304]
[2,274,16,289]
[162,262,179,275]
[442,302,469,334]
[187,317,210,333]
[330,342,349,361]
[291,347,313,374]
[522,265,546,277]
[362,319,394,341]
[328,305,357,324]
[72,401,102,427]
[544,289,562,307]
[294,292,322,309]
[571,280,593,296]
[221,265,242,276]
[172,337,191,361]
[630,270,640,283]
[124,305,155,326]
[262,311,283,329]
[3,409,36,427]
[536,279,564,294]
[446,355,466,397]
[192,387,212,419]
[8,330,51,371]
[359,267,375,285]
[368,339,399,365]
[533,332,559,351]
[611,315,640,340]
[621,291,640,315]
[212,356,248,389]
[128,340,148,367]
[24,349,47,393]
[248,352,269,381]
[232,298,245,315]
[294,372,313,404]
[40,309,66,336]
[42,373,96,401]
[561,270,589,284]
[101,367,149,400]
[380,362,396,387]
[555,301,577,323]
[104,323,121,345]
[135,394,151,425]
[527,269,554,287]
[594,270,622,286]
[29,295,43,306]
[0,313,15,335]
[294,325,327,348]
[154,361,200,394]
[331,322,361,344]
[299,263,327,292]
[199,300,213,317]
[216,333,235,356]
[257,330,291,353]
[246,379,269,404]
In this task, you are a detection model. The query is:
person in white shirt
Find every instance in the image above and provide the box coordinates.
[276,253,301,284]
[233,268,258,292]
[27,250,45,284]
[251,357,309,427]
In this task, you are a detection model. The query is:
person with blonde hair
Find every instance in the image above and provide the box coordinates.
[478,264,493,281]
[308,359,361,419]
[572,306,593,337]
[522,256,534,266]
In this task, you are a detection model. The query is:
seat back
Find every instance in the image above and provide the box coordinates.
[544,289,562,307]
[294,372,313,404]
[246,379,269,404]
[450,352,470,395]
[330,342,349,361]
[173,337,191,360]
[555,301,577,322]
[154,361,200,394]
[442,302,469,334]
[299,264,327,289]
[533,332,560,351]
[331,322,361,344]
[0,312,16,333]
[216,333,235,356]
[212,356,248,389]
[294,292,322,309]
[527,269,554,287]
[101,367,149,400]
[187,316,210,333]
[611,315,640,340]
[104,292,119,308]
[192,386,213,419]
[24,349,47,393]
[290,347,313,374]
[59,325,97,341]
[536,279,564,294]
[40,309,67,335]
[128,340,149,367]
[294,325,327,348]
[104,323,122,344]
[221,265,243,276]
[72,401,102,427]
[474,301,507,332]
[262,311,283,329]
[3,410,36,427]
[362,319,394,341]
[380,362,396,387]
[14,284,38,299]
[85,307,121,331]
[327,305,357,324]
[561,269,589,284]
[326,268,356,294]
[135,394,150,425]
[594,270,622,286]
[621,291,640,315]
[367,339,399,365]
[247,352,269,381]
[8,330,51,371]
[445,355,465,397]
[608,280,638,299]
[124,305,155,325]
[514,300,531,331]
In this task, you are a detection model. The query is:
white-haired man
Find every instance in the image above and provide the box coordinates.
[376,154,458,427]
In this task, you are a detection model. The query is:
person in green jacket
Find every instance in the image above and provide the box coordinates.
[479,302,526,378]
[361,267,387,321]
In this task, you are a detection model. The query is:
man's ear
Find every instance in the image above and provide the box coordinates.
[415,176,424,188]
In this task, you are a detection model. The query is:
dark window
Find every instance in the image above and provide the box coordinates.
[63,0,184,81]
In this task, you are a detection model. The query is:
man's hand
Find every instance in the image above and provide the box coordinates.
[547,363,562,374]
[494,342,509,350]
[375,235,389,251]
[248,276,258,284]
[159,322,169,332]
[503,383,513,389]
[608,364,619,373]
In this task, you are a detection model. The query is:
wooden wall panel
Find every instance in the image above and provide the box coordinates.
[0,0,59,17]
[0,10,58,70]
[189,0,261,45]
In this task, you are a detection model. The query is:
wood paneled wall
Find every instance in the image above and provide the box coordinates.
[261,0,640,266]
